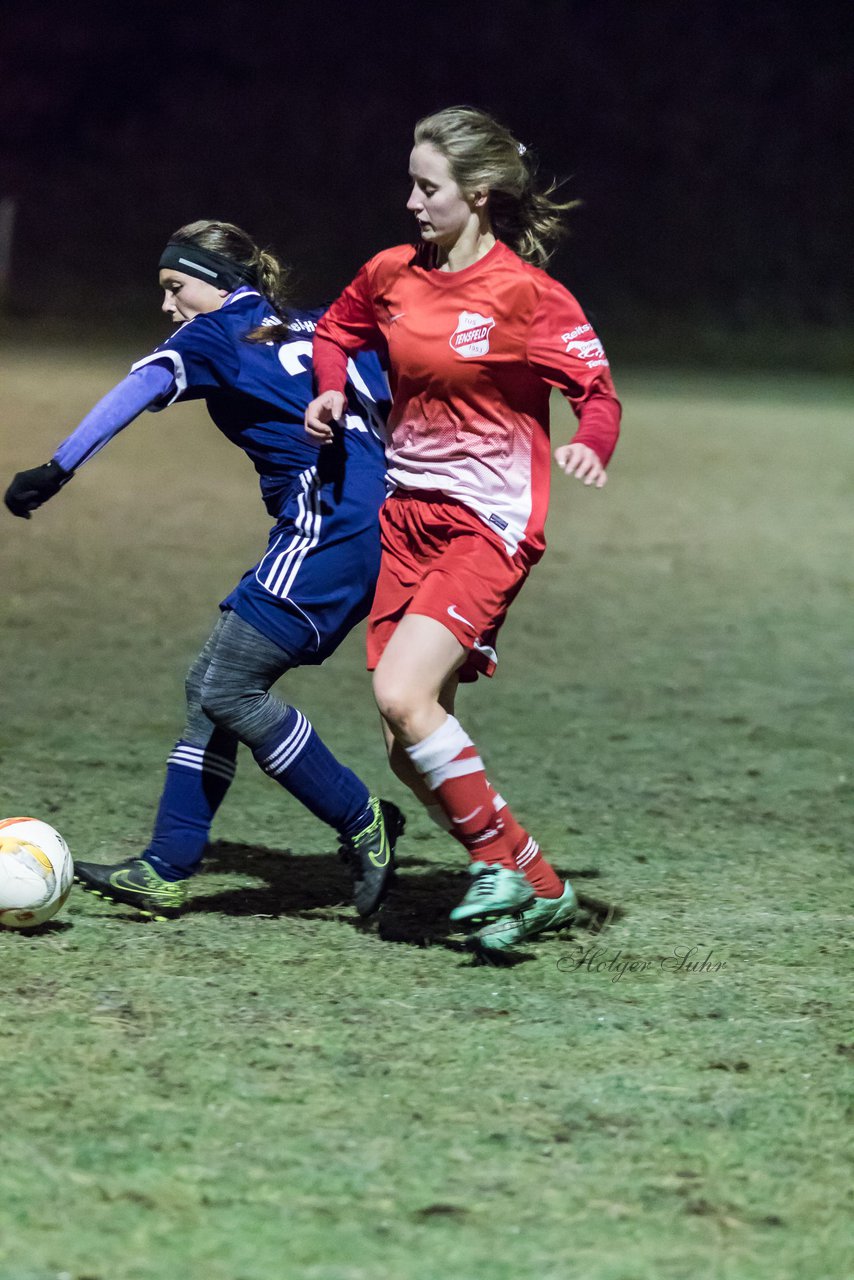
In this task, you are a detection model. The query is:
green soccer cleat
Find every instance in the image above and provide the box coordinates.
[476,880,578,951]
[74,856,189,920]
[339,797,405,917]
[449,861,535,925]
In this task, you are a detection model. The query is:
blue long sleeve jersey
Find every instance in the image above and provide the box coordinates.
[53,288,390,517]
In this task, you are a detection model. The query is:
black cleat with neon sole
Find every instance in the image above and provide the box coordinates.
[339,797,405,917]
[74,856,188,919]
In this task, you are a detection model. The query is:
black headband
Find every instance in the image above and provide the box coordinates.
[158,242,257,289]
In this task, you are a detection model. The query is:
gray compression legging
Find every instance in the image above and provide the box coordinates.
[182,610,296,750]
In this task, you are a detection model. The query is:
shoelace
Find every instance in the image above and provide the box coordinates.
[351,815,381,849]
[131,863,183,899]
[469,868,501,901]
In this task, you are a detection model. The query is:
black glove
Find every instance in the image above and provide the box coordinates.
[4,460,73,519]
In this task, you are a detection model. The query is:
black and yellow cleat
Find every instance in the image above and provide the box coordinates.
[339,797,405,917]
[74,856,188,920]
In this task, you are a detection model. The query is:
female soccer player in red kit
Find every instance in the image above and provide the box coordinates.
[305,106,621,950]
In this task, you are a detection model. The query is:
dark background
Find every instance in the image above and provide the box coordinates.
[1,0,851,366]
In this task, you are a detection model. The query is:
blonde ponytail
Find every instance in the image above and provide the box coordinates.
[414,106,578,266]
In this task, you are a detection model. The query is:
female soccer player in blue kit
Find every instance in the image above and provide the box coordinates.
[4,220,404,920]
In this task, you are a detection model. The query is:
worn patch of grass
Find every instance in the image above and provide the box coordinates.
[1,346,852,1280]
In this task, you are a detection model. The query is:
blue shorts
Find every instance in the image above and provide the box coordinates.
[222,458,386,665]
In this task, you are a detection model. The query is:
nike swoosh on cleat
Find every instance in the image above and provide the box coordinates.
[368,847,390,868]
[110,874,155,895]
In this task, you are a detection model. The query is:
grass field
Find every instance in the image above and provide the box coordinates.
[1,344,851,1280]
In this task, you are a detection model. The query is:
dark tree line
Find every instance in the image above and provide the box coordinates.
[1,0,850,345]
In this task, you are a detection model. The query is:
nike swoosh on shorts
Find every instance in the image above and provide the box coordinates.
[447,604,476,630]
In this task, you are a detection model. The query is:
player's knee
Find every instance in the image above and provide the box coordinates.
[199,683,227,729]
[373,671,425,738]
[372,669,403,726]
[199,675,244,732]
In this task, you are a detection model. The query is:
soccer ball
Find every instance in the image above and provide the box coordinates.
[0,816,74,930]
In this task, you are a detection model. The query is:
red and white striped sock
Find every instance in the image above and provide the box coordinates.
[489,789,564,898]
[406,717,516,868]
[419,757,563,895]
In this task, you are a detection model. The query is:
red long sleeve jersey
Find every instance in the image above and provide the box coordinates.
[314,240,621,562]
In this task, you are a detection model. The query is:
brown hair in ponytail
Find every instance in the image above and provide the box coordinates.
[168,219,292,319]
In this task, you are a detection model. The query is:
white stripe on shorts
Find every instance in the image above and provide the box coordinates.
[257,468,322,600]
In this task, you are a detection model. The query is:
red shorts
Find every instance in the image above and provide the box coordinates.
[367,490,530,681]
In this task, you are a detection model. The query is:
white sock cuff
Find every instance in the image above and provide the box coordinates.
[406,715,472,777]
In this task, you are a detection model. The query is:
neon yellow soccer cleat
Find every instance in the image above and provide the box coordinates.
[74,856,188,920]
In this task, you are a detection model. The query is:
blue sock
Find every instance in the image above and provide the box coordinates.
[143,738,237,881]
[253,707,371,837]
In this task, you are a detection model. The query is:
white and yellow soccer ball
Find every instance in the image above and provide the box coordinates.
[0,816,74,930]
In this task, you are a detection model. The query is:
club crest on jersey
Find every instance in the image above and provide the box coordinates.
[450,311,495,358]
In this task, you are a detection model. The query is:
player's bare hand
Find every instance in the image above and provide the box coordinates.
[305,391,347,443]
[554,443,607,488]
